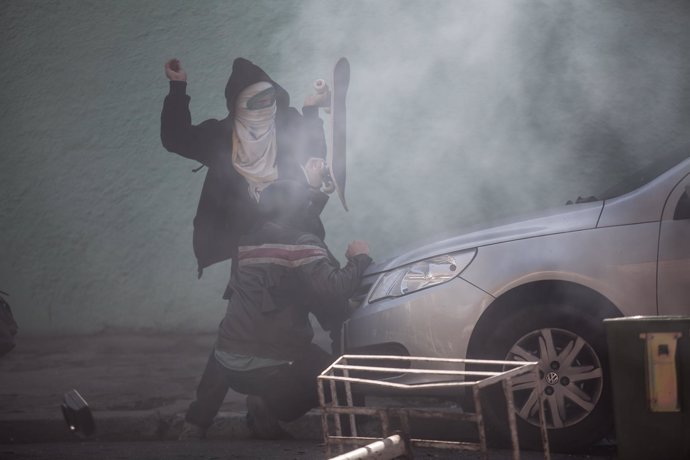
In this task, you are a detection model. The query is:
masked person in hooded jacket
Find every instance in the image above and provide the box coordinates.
[161,57,330,282]
[180,180,372,440]
[161,59,363,439]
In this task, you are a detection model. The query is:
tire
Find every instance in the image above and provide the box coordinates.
[469,299,613,452]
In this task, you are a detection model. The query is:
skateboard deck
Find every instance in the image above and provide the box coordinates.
[328,57,350,211]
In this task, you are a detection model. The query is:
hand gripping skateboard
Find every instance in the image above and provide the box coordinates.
[319,58,350,211]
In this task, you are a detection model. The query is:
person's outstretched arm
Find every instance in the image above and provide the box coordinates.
[297,235,372,303]
[160,59,218,165]
[296,236,371,332]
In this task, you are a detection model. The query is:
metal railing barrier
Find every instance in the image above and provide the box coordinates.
[318,354,550,460]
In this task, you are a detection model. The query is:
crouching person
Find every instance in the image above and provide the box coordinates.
[180,180,372,440]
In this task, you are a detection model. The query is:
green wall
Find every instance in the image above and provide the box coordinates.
[1,0,689,334]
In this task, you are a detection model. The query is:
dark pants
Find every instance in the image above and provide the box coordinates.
[185,343,335,429]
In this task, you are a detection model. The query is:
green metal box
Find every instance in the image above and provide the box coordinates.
[604,316,690,460]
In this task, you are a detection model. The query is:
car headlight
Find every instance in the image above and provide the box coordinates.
[368,249,476,303]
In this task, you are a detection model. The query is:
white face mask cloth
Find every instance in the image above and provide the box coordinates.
[232,81,278,201]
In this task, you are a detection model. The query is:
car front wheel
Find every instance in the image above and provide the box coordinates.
[470,301,613,452]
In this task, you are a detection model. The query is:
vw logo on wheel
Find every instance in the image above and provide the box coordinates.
[545,371,560,385]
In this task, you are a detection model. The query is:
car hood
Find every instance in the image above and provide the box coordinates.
[366,201,604,275]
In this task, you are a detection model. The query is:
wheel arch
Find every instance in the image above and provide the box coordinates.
[467,280,623,359]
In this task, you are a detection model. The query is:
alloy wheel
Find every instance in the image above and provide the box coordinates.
[505,327,604,429]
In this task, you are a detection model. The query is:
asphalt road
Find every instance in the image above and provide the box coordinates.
[0,440,615,460]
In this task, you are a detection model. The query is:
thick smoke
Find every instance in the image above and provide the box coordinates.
[270,0,690,260]
[2,0,689,333]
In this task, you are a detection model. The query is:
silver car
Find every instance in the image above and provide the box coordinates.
[344,150,690,451]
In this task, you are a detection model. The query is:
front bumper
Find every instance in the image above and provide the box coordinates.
[344,275,494,385]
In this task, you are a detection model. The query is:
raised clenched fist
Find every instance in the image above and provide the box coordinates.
[164,59,187,82]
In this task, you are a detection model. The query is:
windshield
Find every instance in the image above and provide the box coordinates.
[597,149,690,200]
[567,147,690,205]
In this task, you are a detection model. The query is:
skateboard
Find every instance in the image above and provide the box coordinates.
[319,58,350,211]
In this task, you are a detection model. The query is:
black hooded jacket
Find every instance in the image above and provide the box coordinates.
[161,58,327,277]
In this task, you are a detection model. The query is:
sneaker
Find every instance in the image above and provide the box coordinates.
[178,421,206,440]
[245,395,290,440]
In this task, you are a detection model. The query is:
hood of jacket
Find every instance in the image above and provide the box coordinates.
[224,58,290,118]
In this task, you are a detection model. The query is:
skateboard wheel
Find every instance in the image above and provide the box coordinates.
[313,79,327,94]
